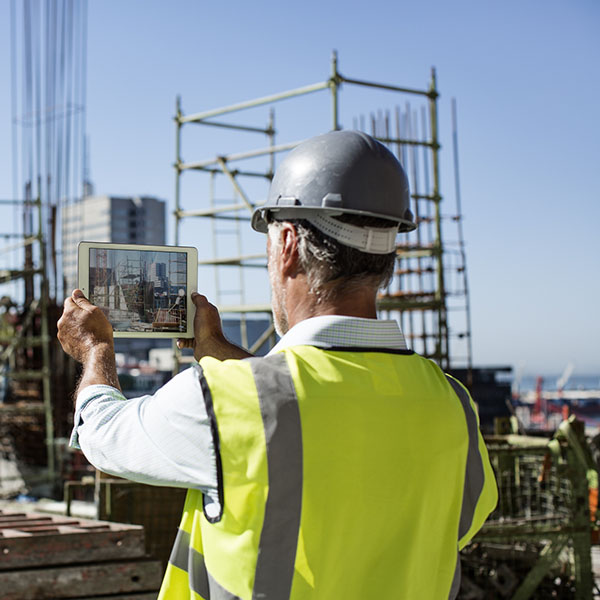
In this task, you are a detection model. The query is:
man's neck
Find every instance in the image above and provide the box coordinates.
[284,275,378,330]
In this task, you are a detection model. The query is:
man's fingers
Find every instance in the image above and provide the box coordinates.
[177,338,193,349]
[63,297,76,310]
[60,297,79,320]
[71,289,96,313]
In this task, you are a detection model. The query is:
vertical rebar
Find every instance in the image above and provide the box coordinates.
[267,108,275,180]
[10,0,19,206]
[451,98,473,377]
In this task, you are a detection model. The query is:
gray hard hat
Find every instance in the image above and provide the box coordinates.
[251,130,416,234]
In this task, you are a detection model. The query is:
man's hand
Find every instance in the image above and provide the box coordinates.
[58,289,114,363]
[177,292,252,361]
[58,290,120,392]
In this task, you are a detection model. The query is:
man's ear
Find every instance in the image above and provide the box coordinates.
[279,223,300,277]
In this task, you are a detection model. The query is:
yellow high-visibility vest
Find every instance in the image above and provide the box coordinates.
[159,346,497,599]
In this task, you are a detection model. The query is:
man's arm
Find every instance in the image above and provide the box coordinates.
[57,289,246,499]
[58,290,252,395]
[57,290,121,393]
[70,367,221,495]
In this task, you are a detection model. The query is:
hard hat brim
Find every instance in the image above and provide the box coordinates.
[251,206,417,234]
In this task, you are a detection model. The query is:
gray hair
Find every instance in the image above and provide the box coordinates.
[267,215,396,304]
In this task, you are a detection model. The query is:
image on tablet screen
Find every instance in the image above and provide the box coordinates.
[89,247,188,333]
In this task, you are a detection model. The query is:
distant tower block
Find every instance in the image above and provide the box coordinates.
[61,195,166,295]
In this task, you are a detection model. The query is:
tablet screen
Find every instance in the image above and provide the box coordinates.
[88,247,189,334]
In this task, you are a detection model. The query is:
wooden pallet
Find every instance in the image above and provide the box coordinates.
[0,509,162,599]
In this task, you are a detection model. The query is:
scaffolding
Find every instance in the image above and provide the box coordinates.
[173,53,471,371]
[116,254,145,318]
[0,194,54,491]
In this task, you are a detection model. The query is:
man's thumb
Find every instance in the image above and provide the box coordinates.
[72,289,94,310]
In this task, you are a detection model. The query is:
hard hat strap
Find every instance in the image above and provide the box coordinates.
[306,214,398,254]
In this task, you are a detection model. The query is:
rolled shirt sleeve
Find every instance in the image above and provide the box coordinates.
[69,366,220,508]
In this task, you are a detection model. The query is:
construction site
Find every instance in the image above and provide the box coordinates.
[1,1,599,599]
[88,247,188,333]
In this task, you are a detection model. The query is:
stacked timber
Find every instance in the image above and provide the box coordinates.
[0,509,162,599]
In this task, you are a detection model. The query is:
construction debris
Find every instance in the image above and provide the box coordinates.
[461,417,598,598]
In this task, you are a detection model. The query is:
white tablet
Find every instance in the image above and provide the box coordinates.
[77,241,198,338]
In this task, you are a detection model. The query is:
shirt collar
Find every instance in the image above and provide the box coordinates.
[268,315,408,354]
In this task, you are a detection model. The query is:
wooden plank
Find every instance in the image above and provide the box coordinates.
[0,517,80,530]
[0,526,147,569]
[2,523,109,534]
[0,510,143,535]
[0,512,28,521]
[0,518,57,528]
[0,558,163,599]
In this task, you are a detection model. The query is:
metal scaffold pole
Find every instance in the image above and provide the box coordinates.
[172,95,183,374]
[174,95,182,247]
[330,51,340,131]
[37,192,55,487]
[427,68,449,369]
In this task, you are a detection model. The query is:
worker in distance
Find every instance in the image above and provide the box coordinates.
[58,130,498,599]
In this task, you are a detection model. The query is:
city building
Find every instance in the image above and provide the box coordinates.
[62,195,166,294]
[149,261,167,287]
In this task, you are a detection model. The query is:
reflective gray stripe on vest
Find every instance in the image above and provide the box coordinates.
[248,353,303,600]
[448,553,461,600]
[445,375,485,540]
[169,527,241,600]
[445,376,484,600]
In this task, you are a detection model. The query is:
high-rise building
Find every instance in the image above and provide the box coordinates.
[62,195,166,295]
[149,261,167,287]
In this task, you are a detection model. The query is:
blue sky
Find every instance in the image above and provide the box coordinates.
[0,0,598,375]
